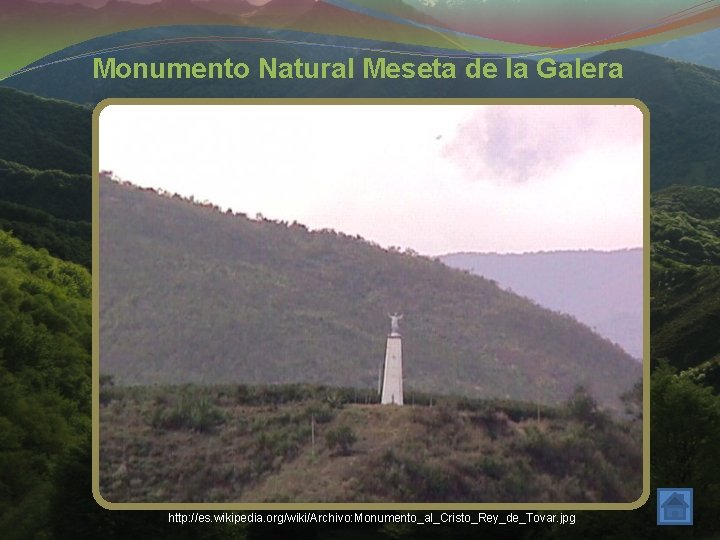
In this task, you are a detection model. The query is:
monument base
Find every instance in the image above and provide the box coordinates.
[381,335,403,405]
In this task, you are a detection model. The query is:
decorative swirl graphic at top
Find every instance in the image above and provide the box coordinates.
[1,0,718,78]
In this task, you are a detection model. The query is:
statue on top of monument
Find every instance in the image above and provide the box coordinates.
[388,312,403,335]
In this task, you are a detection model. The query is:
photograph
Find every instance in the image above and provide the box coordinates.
[96,102,645,506]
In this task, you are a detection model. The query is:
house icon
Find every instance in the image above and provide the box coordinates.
[661,492,689,521]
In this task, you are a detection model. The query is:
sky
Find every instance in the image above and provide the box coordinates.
[99,103,644,256]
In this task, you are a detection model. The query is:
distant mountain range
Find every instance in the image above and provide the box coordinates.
[636,28,720,70]
[440,249,643,359]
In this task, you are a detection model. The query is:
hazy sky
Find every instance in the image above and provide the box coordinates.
[99,104,644,256]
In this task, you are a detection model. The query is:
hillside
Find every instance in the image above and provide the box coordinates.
[99,383,642,503]
[0,230,91,535]
[0,87,95,538]
[0,88,91,268]
[440,249,643,359]
[99,176,640,409]
[0,158,91,268]
[0,87,91,174]
[651,185,720,385]
[589,50,720,192]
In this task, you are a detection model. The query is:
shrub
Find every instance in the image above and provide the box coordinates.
[304,402,334,424]
[564,386,607,427]
[324,391,345,409]
[325,426,357,456]
[149,395,225,433]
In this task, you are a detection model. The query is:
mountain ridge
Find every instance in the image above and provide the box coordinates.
[0,87,91,175]
[99,175,640,410]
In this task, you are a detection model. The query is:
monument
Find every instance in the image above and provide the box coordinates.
[381,313,404,405]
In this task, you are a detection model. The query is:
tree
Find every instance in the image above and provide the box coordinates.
[564,386,606,427]
[651,363,720,533]
[620,379,643,422]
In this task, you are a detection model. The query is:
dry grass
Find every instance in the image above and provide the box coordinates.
[99,385,642,504]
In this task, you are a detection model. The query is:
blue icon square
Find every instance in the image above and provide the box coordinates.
[657,488,693,526]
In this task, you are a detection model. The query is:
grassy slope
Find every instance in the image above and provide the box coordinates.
[99,384,641,504]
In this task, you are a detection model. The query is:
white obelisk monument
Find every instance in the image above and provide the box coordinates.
[381,313,404,405]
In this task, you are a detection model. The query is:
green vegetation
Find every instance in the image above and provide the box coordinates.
[0,159,90,222]
[621,53,720,192]
[325,425,358,456]
[0,85,251,540]
[652,363,720,489]
[0,231,91,537]
[651,186,720,374]
[0,88,91,175]
[0,154,91,269]
[0,199,90,268]
[546,184,720,539]
[99,383,641,504]
[149,392,226,433]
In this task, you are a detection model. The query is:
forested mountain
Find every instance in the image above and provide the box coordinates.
[0,87,90,174]
[100,175,640,409]
[0,231,91,536]
[0,87,93,538]
[440,249,643,359]
[0,158,90,222]
[651,185,720,385]
[0,88,91,268]
[0,86,244,539]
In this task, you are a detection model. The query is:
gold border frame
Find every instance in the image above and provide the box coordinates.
[92,98,650,511]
